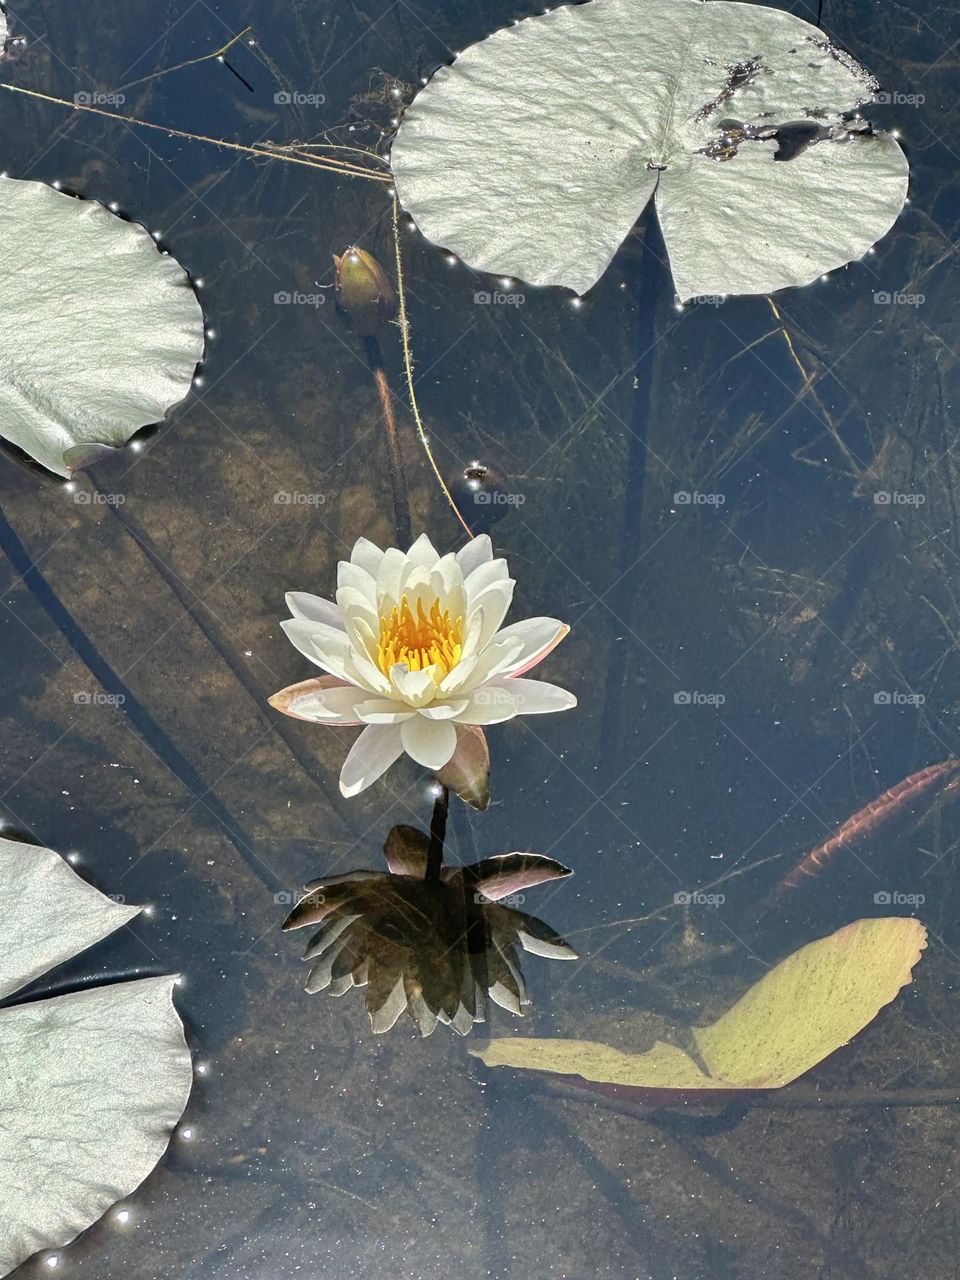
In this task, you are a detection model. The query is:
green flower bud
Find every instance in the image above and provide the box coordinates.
[333,246,397,336]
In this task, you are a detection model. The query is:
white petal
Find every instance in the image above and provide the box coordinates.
[377,547,408,605]
[336,585,380,642]
[419,699,470,719]
[285,684,366,724]
[450,636,525,692]
[0,837,140,1001]
[355,698,417,724]
[405,532,440,568]
[285,591,345,628]
[463,558,510,602]
[391,663,441,706]
[456,533,493,578]
[336,561,378,606]
[349,536,385,578]
[489,617,569,677]
[454,686,520,725]
[463,580,515,656]
[344,648,391,695]
[339,724,405,796]
[439,654,478,695]
[401,716,458,769]
[490,676,577,715]
[280,619,353,679]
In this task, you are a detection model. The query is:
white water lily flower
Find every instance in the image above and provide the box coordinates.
[269,533,576,797]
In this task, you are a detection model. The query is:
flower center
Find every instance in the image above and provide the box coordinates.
[377,595,463,679]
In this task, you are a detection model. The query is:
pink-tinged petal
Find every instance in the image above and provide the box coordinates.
[487,676,577,715]
[468,853,573,901]
[355,697,416,724]
[436,724,490,811]
[418,699,469,720]
[456,533,493,578]
[401,716,458,769]
[383,824,430,877]
[493,619,570,677]
[339,723,405,797]
[285,592,345,629]
[349,536,385,578]
[453,686,520,726]
[269,676,363,725]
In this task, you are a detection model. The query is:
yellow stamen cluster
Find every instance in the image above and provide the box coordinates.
[377,595,463,679]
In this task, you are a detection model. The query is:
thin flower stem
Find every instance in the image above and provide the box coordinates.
[115,26,254,92]
[390,192,475,539]
[0,84,391,182]
[427,785,449,879]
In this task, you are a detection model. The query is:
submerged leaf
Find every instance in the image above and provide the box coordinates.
[392,0,908,299]
[475,918,926,1091]
[0,178,203,476]
[0,837,192,1274]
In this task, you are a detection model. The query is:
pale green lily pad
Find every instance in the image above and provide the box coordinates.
[0,178,204,476]
[391,0,909,299]
[475,917,927,1089]
[0,836,192,1275]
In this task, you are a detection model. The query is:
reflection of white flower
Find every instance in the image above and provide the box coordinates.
[269,533,575,797]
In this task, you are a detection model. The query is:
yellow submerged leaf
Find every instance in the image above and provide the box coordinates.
[474,918,927,1091]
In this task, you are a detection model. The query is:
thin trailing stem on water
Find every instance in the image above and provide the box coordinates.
[114,26,255,92]
[0,84,391,183]
[390,192,474,540]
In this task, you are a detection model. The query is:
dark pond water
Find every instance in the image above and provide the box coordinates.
[1,0,959,1276]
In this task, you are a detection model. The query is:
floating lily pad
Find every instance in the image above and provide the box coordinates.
[0,178,204,476]
[474,917,926,1091]
[0,836,193,1275]
[391,0,909,299]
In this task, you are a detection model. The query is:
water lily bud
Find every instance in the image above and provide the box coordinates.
[333,246,396,336]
